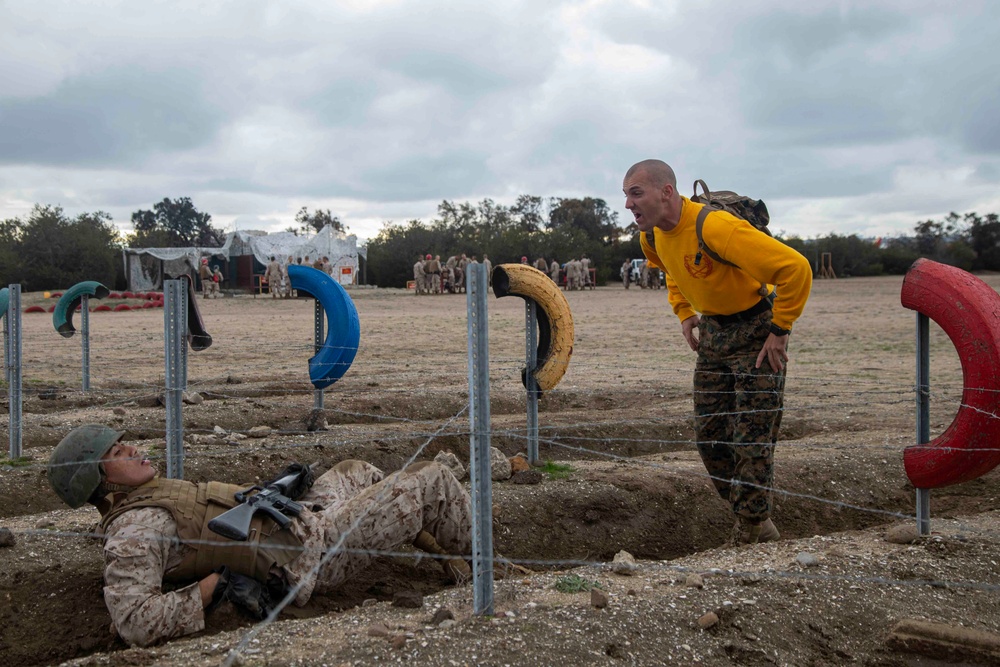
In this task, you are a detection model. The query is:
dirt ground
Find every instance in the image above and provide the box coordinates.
[2,273,1000,666]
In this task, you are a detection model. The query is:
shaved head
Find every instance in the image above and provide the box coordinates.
[626,160,676,189]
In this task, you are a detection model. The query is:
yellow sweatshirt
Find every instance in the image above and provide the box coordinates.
[640,197,812,331]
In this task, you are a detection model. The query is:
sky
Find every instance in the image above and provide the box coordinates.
[2,0,999,243]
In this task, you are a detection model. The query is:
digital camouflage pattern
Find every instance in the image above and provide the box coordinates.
[694,310,785,522]
[101,460,471,647]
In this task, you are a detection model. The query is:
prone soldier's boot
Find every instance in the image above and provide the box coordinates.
[413,530,471,585]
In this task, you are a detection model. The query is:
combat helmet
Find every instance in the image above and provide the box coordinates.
[48,424,124,508]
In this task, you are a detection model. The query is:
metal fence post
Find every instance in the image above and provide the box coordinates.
[466,262,494,615]
[164,280,187,479]
[7,285,21,458]
[81,294,91,391]
[314,299,324,410]
[915,312,931,535]
[525,300,540,465]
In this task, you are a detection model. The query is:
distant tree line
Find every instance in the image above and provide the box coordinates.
[1,195,999,291]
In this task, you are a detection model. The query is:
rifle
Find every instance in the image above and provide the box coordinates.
[208,469,307,541]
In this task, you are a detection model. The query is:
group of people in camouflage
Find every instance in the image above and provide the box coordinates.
[262,255,336,299]
[413,253,491,294]
[526,255,592,290]
[197,258,225,299]
[620,258,664,289]
[43,157,812,649]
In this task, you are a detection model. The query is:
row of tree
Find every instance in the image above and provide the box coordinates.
[1,196,999,291]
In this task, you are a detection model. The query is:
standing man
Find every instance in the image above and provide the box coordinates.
[46,425,472,647]
[482,254,492,287]
[264,256,283,299]
[621,259,632,289]
[211,265,224,297]
[549,258,561,286]
[413,255,426,295]
[198,258,213,299]
[580,254,591,288]
[624,159,812,545]
[424,254,442,294]
[533,256,548,273]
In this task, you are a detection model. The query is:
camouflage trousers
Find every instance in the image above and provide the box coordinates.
[283,460,472,603]
[694,310,785,522]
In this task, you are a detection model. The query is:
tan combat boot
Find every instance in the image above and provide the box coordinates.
[413,531,472,584]
[726,517,780,547]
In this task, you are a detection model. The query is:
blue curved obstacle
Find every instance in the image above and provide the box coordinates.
[288,264,360,389]
[53,281,110,337]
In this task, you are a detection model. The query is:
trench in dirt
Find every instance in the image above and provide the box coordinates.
[2,394,997,666]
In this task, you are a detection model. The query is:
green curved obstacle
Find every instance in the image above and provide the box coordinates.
[0,287,8,321]
[53,281,110,338]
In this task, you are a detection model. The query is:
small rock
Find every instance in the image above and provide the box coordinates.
[213,425,228,435]
[362,598,378,607]
[182,391,204,405]
[390,634,406,649]
[611,550,637,576]
[591,588,609,609]
[431,608,455,625]
[247,426,271,438]
[392,590,424,609]
[112,407,127,416]
[510,470,544,485]
[305,408,328,432]
[796,552,820,567]
[509,455,531,474]
[366,623,390,638]
[627,589,637,596]
[490,447,512,481]
[698,612,719,629]
[0,527,15,547]
[886,524,920,544]
[438,619,457,630]
[35,519,54,529]
[685,573,705,589]
[225,375,242,384]
[434,451,466,481]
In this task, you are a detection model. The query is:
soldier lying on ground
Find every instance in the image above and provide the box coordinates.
[48,425,473,647]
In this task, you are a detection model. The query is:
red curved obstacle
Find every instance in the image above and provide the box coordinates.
[122,291,135,299]
[47,305,55,313]
[24,305,45,313]
[109,292,122,299]
[94,304,112,312]
[50,292,63,298]
[113,304,132,312]
[901,258,1000,488]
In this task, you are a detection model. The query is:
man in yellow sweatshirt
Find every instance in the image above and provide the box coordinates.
[623,159,812,545]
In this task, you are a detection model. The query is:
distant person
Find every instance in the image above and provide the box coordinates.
[520,256,528,265]
[483,254,492,287]
[198,258,213,299]
[283,256,295,298]
[549,258,560,285]
[211,266,223,297]
[621,259,632,289]
[624,158,812,546]
[264,256,282,299]
[533,257,548,272]
[580,254,591,288]
[413,255,426,295]
[424,254,442,294]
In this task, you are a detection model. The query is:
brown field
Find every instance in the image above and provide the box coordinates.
[2,273,1000,666]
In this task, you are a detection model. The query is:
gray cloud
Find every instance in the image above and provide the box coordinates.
[0,66,224,166]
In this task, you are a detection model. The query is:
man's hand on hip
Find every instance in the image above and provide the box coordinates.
[756,333,789,371]
[681,316,700,351]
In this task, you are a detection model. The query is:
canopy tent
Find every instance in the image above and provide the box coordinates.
[123,226,363,292]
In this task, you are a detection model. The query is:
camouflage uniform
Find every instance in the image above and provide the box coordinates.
[694,310,785,521]
[101,461,471,647]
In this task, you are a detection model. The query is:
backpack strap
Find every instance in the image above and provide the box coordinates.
[694,205,737,268]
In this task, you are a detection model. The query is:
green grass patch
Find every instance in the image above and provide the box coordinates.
[553,574,602,593]
[0,456,34,467]
[540,460,573,480]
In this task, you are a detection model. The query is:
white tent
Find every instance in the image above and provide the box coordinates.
[123,226,362,291]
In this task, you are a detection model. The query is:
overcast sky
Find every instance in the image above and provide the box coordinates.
[2,0,998,243]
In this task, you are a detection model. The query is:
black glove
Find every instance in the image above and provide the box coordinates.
[266,462,315,500]
[209,566,273,620]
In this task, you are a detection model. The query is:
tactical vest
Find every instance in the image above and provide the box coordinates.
[99,478,304,583]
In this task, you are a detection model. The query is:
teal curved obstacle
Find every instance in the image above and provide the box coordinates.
[53,281,110,337]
